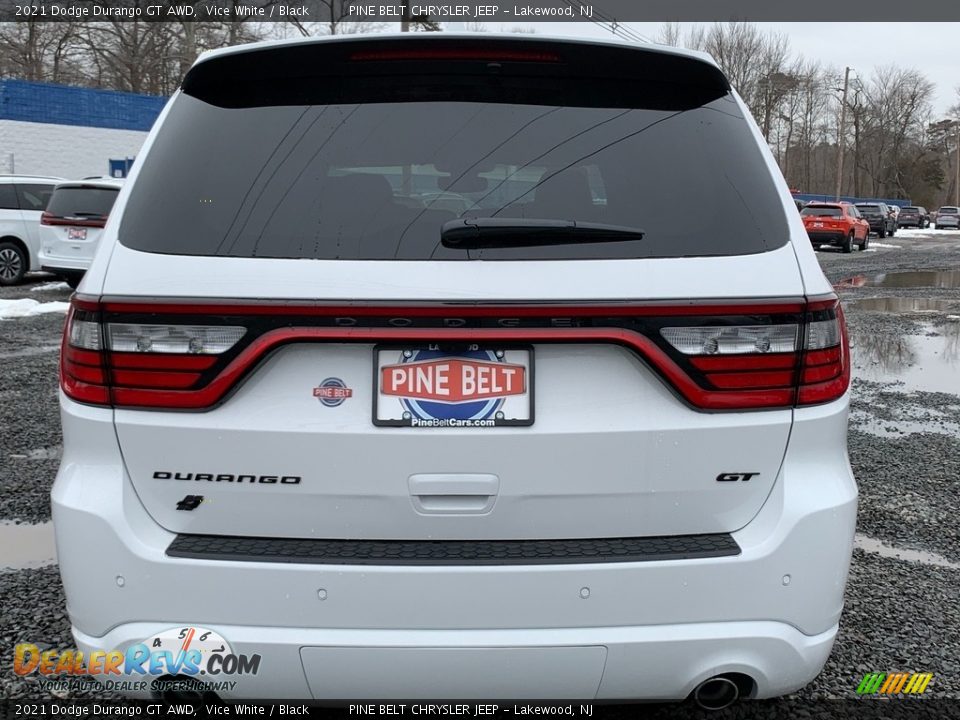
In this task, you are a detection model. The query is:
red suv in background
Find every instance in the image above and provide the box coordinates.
[801,202,870,253]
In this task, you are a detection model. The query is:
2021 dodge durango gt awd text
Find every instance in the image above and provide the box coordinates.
[52,34,857,706]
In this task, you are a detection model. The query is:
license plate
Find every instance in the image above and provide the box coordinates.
[813,222,824,228]
[67,227,87,240]
[374,345,533,427]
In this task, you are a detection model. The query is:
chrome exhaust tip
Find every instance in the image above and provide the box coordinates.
[693,675,740,711]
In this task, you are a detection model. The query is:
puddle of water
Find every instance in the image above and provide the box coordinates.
[855,534,960,570]
[850,411,960,438]
[853,298,952,313]
[836,270,960,290]
[0,522,56,570]
[850,323,960,393]
[866,270,960,289]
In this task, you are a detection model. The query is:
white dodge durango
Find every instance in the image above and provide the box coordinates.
[53,34,857,707]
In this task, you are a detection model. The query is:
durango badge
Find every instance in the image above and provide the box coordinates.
[313,377,353,407]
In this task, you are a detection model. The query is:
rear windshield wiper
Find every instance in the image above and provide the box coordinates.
[441,218,645,250]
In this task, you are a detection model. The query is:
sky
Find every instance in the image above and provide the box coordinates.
[444,22,960,117]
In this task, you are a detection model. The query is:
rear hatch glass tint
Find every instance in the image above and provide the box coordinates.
[47,186,119,220]
[801,207,842,218]
[120,39,789,261]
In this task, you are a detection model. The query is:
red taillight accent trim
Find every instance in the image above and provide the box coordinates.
[65,363,106,385]
[107,327,796,411]
[63,346,102,368]
[349,49,561,63]
[804,347,842,366]
[801,364,841,384]
[705,370,795,390]
[689,353,796,372]
[61,374,110,404]
[110,353,218,371]
[41,212,106,228]
[111,370,202,389]
[806,297,841,311]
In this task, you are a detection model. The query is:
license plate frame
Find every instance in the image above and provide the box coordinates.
[373,344,534,428]
[67,227,88,240]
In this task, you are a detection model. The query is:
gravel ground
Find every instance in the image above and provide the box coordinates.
[2,233,960,713]
[0,277,69,523]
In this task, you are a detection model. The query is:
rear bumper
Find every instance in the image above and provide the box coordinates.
[52,395,857,700]
[806,231,845,245]
[72,619,837,700]
[39,251,91,272]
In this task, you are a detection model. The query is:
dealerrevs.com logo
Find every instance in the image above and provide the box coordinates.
[13,626,260,694]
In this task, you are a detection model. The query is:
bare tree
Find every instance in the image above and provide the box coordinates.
[0,21,85,84]
[656,22,681,47]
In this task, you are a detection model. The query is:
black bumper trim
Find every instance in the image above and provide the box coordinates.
[166,532,741,566]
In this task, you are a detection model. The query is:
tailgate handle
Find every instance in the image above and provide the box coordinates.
[408,474,499,515]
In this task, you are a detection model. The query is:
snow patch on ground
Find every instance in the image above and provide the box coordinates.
[870,242,902,249]
[0,299,70,320]
[29,282,71,293]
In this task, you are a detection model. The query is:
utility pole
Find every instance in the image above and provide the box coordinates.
[834,66,851,201]
[955,121,959,206]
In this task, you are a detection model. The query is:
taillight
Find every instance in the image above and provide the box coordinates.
[41,212,107,228]
[797,299,850,405]
[59,296,850,411]
[658,296,849,408]
[60,298,245,408]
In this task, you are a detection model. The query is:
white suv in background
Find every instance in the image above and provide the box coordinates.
[53,35,857,707]
[38,177,123,288]
[0,175,62,285]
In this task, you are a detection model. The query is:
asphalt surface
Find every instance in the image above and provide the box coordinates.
[1,230,959,715]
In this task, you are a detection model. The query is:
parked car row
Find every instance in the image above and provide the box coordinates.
[0,175,122,287]
[796,197,960,252]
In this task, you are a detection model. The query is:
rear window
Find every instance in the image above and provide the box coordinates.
[16,184,56,211]
[856,205,879,212]
[801,206,842,218]
[47,186,119,219]
[120,42,789,261]
[901,207,918,212]
[940,207,959,214]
